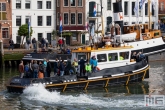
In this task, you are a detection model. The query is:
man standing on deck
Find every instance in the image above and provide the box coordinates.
[19,60,24,78]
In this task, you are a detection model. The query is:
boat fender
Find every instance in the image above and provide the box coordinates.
[74,79,77,82]
[50,82,52,84]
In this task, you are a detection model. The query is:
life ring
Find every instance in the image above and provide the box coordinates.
[96,67,100,71]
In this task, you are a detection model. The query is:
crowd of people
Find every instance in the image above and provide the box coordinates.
[131,51,146,62]
[18,56,98,79]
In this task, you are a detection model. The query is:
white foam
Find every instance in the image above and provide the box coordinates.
[23,84,146,108]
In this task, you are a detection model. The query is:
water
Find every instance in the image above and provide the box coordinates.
[0,60,165,110]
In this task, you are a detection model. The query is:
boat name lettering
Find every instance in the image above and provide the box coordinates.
[24,56,32,58]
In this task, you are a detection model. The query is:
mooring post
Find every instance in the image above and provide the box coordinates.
[0,40,4,67]
[0,39,4,55]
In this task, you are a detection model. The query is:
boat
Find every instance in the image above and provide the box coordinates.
[6,41,150,93]
[5,0,150,93]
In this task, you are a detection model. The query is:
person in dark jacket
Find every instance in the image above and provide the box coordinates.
[79,57,86,76]
[54,58,59,76]
[41,37,46,49]
[46,59,52,77]
[8,38,14,50]
[59,60,65,76]
[32,38,37,49]
[27,38,31,50]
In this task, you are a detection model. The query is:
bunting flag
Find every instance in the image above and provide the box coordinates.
[85,22,89,31]
[139,0,146,9]
[93,4,96,17]
[59,15,62,33]
[134,0,139,17]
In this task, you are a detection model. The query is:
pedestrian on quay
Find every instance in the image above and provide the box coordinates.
[32,38,37,50]
[19,60,24,78]
[8,38,14,50]
[26,38,31,50]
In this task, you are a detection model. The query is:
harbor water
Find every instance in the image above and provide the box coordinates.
[0,54,165,110]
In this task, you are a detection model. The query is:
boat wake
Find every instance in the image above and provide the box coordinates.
[23,84,146,109]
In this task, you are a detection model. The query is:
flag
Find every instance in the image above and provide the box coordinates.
[134,0,139,17]
[93,4,96,17]
[59,15,62,33]
[28,17,31,34]
[139,0,146,9]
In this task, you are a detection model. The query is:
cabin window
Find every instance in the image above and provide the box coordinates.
[119,51,129,60]
[97,54,107,62]
[108,53,118,61]
[78,54,86,61]
[154,32,159,36]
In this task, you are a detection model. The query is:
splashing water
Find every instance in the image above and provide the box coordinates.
[23,84,145,108]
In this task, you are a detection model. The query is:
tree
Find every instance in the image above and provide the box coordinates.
[18,24,33,45]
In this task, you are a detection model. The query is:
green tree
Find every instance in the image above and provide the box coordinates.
[18,24,33,45]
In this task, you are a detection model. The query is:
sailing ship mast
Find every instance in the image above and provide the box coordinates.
[100,0,104,39]
[148,0,152,31]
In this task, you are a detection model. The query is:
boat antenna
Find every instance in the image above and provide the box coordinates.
[100,0,104,40]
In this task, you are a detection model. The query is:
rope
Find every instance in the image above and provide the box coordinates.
[149,59,165,62]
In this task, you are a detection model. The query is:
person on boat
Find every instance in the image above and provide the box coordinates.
[131,52,137,61]
[29,60,34,78]
[72,58,78,74]
[38,61,44,78]
[65,59,75,75]
[24,62,30,78]
[32,60,39,78]
[46,59,52,77]
[66,48,71,54]
[90,56,98,73]
[59,60,65,76]
[19,60,24,78]
[43,58,47,77]
[120,56,124,60]
[85,62,92,75]
[54,58,59,76]
[79,57,86,76]
[138,52,146,61]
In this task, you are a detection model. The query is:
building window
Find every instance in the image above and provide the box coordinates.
[16,16,21,26]
[25,16,31,24]
[71,0,76,6]
[78,13,82,24]
[71,13,75,24]
[89,2,95,17]
[46,16,51,26]
[47,33,51,44]
[160,2,164,11]
[72,33,78,41]
[46,1,51,9]
[145,3,148,15]
[0,3,6,20]
[16,0,21,9]
[57,13,60,25]
[106,17,112,32]
[107,0,111,10]
[64,13,68,24]
[152,4,154,16]
[124,1,128,15]
[132,2,135,15]
[64,0,68,6]
[38,33,43,41]
[37,16,43,26]
[16,36,21,44]
[2,28,9,38]
[25,1,30,9]
[37,1,42,9]
[119,51,129,60]
[57,0,59,7]
[97,54,107,62]
[108,53,118,61]
[78,0,82,6]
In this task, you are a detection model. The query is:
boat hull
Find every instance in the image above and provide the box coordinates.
[6,60,149,93]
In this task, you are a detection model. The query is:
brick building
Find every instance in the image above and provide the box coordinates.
[0,0,12,45]
[56,0,86,45]
[159,0,165,22]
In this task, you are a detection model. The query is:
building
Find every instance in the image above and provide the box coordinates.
[56,0,86,45]
[159,0,165,23]
[0,0,12,46]
[12,0,56,44]
[85,0,159,42]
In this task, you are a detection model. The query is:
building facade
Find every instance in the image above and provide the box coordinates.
[12,0,56,44]
[0,0,12,45]
[85,0,159,41]
[159,0,165,23]
[56,0,86,45]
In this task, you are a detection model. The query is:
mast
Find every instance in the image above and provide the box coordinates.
[100,0,104,39]
[148,0,151,30]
